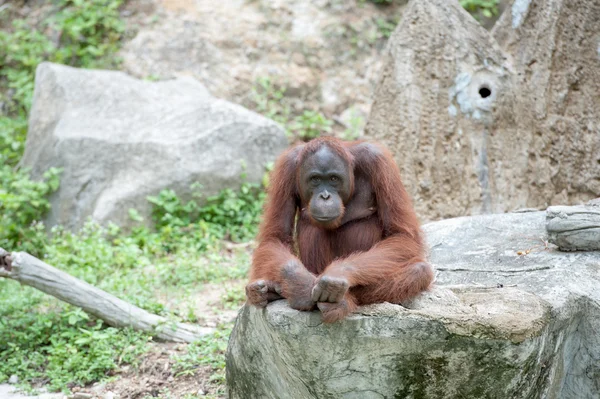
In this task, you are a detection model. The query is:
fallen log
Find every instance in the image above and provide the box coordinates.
[0,247,213,343]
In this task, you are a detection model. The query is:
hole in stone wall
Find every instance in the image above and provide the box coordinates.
[479,85,492,98]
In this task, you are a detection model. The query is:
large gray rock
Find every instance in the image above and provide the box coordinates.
[226,211,600,399]
[21,62,287,230]
[365,0,600,221]
[547,200,600,251]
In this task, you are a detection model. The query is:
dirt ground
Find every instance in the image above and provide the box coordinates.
[89,281,243,399]
[3,279,240,399]
[100,342,225,399]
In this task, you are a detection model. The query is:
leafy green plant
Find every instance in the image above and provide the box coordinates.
[172,325,232,386]
[52,0,125,68]
[0,287,148,392]
[250,77,340,142]
[251,77,290,126]
[0,115,28,166]
[148,181,265,244]
[0,0,125,115]
[374,17,398,39]
[0,21,55,111]
[148,188,202,229]
[459,0,499,18]
[0,179,257,390]
[0,167,62,256]
[220,284,246,310]
[44,221,147,283]
[289,110,333,141]
[196,183,265,242]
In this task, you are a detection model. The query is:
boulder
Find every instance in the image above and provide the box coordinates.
[365,0,600,221]
[546,200,600,251]
[226,211,600,398]
[20,62,287,230]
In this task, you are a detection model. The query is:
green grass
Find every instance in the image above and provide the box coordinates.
[0,0,260,393]
[0,175,257,392]
[0,282,149,392]
[172,324,232,387]
[0,0,125,116]
[289,110,333,141]
[0,183,261,392]
[0,1,154,392]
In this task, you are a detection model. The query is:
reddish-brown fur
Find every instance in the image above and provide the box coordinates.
[247,137,434,322]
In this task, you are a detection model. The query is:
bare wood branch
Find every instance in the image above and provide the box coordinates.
[0,248,213,343]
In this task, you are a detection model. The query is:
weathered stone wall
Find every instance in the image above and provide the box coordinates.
[365,0,600,221]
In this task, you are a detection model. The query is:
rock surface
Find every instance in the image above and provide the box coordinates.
[0,385,61,399]
[366,0,600,221]
[20,62,287,230]
[118,0,409,138]
[547,201,600,251]
[226,211,600,399]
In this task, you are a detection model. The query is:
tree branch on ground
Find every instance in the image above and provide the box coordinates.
[0,247,213,343]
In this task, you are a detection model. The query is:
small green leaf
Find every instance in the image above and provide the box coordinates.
[128,208,144,222]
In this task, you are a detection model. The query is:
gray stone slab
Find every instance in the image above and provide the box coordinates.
[226,211,600,399]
